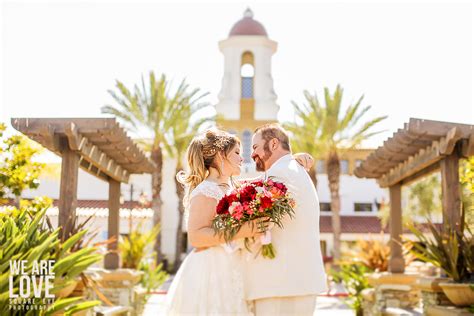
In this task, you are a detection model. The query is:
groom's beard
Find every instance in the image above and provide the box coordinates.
[254,142,272,171]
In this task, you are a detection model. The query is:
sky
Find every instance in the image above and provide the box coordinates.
[1,0,473,162]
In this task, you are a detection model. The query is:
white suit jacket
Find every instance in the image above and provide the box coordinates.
[243,154,328,300]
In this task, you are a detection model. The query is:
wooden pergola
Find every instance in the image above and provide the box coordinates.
[11,118,155,269]
[354,118,474,273]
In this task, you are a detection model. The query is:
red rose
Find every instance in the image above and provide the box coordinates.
[216,196,230,215]
[227,193,239,203]
[240,185,257,201]
[252,180,264,187]
[260,196,273,210]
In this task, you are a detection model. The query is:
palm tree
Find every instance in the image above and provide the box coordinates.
[289,85,387,260]
[284,91,325,188]
[102,71,208,264]
[163,94,213,272]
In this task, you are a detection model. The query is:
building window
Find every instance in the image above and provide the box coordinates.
[354,203,373,212]
[340,160,349,174]
[355,159,363,167]
[316,160,325,174]
[242,130,252,163]
[320,202,331,212]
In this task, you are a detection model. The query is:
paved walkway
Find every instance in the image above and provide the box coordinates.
[143,277,353,315]
[143,294,352,315]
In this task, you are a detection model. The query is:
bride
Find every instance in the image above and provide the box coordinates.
[165,129,313,315]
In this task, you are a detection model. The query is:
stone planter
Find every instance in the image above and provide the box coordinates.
[88,268,144,315]
[414,276,452,314]
[439,282,474,307]
[366,272,421,314]
[361,287,375,316]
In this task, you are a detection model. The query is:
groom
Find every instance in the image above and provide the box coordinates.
[244,123,327,315]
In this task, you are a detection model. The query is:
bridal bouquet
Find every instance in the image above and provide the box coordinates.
[211,178,295,259]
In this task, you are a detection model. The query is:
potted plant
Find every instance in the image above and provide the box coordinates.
[404,208,474,307]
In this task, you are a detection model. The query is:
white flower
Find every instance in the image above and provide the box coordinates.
[255,187,264,194]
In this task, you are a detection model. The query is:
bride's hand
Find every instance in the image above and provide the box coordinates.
[293,152,314,171]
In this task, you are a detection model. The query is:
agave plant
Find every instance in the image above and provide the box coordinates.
[0,203,102,315]
[404,212,474,283]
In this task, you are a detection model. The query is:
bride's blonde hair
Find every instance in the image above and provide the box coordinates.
[176,129,240,207]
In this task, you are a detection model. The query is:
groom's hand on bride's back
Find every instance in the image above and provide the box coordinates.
[293,153,314,171]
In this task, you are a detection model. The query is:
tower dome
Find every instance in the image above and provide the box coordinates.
[229,8,268,37]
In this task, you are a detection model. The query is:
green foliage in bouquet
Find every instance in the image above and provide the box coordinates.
[0,203,102,315]
[331,263,371,316]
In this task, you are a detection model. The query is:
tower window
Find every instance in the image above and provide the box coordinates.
[240,52,254,99]
[241,77,253,98]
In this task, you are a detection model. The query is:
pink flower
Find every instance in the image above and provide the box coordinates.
[229,201,243,215]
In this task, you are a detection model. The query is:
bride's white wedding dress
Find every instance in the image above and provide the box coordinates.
[164,180,251,315]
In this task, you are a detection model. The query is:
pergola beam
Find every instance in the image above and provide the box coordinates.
[63,123,130,183]
[11,117,156,272]
[377,127,464,188]
[407,118,474,138]
[353,118,473,276]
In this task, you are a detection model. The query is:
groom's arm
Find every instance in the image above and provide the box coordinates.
[266,164,300,207]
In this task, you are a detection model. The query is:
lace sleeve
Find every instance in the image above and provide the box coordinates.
[189,181,225,202]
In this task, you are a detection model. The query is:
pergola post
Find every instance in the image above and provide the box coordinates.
[58,145,79,240]
[440,153,461,230]
[104,179,121,269]
[389,183,405,273]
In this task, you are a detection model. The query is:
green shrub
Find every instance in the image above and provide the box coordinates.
[0,205,102,315]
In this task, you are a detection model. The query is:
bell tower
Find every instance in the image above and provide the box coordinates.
[216,8,279,172]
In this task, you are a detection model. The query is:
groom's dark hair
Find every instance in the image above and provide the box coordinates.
[254,123,291,151]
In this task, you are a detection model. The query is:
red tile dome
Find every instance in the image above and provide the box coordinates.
[229,8,268,37]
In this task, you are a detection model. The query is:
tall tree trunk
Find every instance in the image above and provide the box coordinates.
[151,145,164,265]
[173,161,185,273]
[327,151,341,261]
[309,165,318,190]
